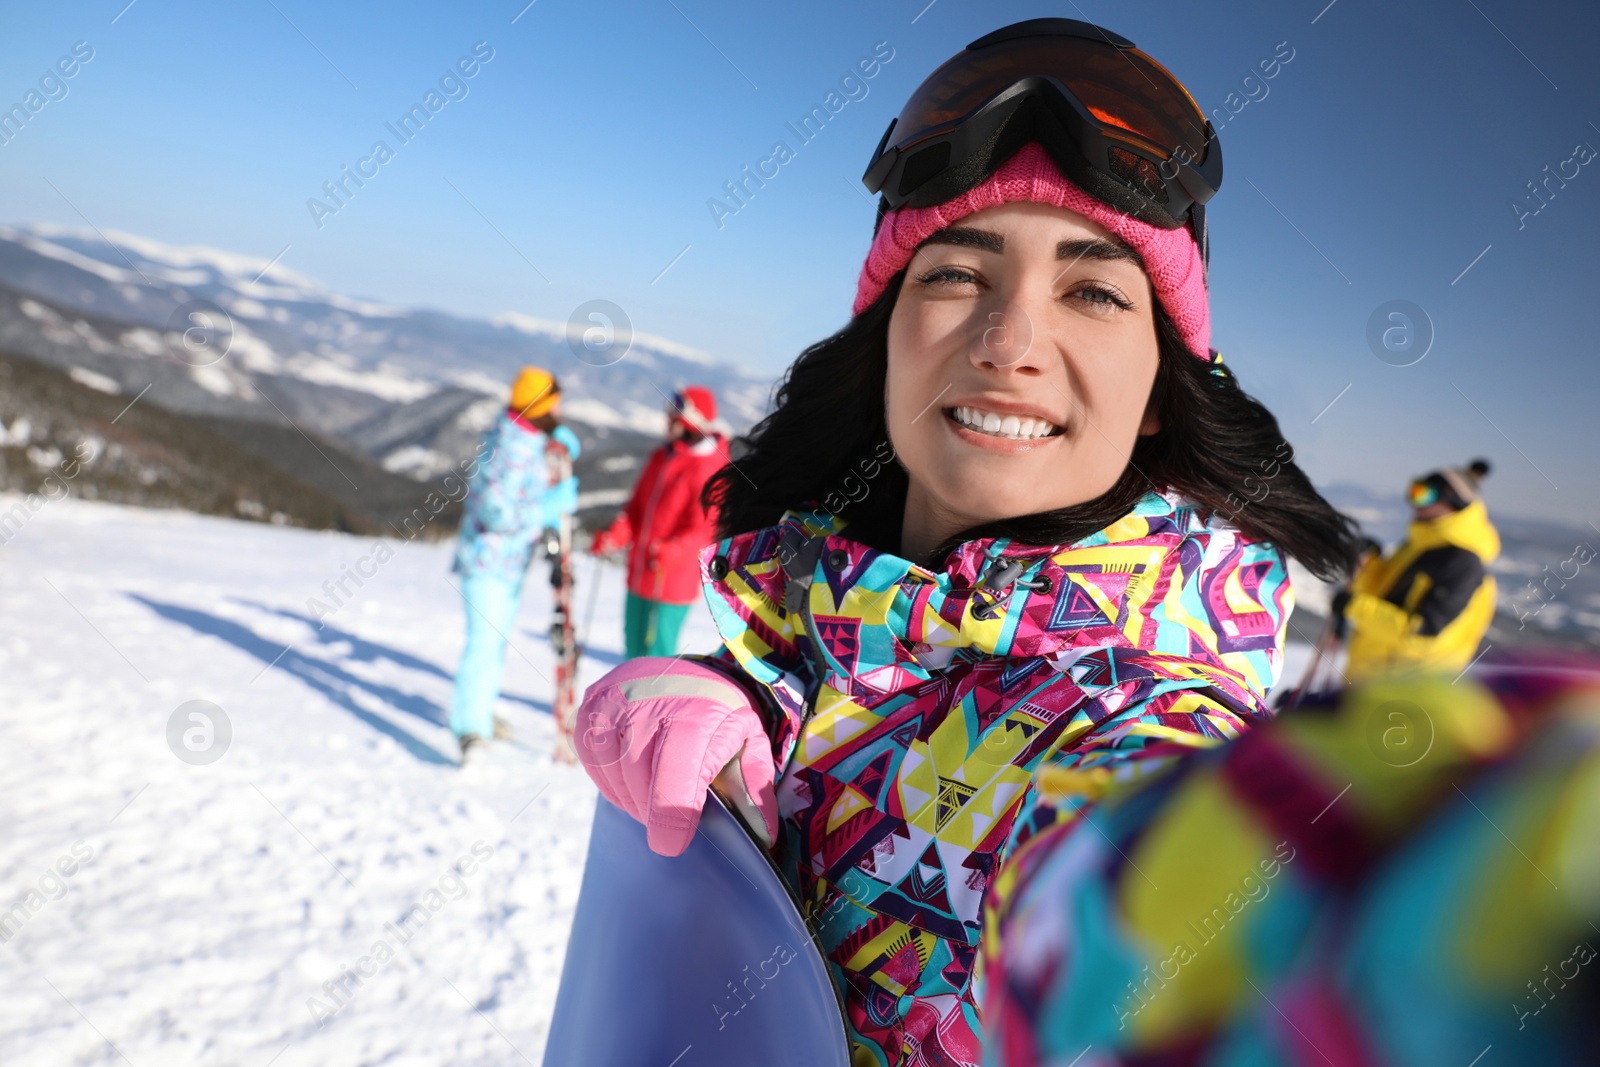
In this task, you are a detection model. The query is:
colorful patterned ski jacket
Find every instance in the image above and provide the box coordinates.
[698,490,1295,1066]
[982,662,1600,1067]
[452,413,580,584]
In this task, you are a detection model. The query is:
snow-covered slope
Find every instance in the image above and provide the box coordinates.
[0,224,773,476]
[0,496,1324,1064]
[0,495,722,1065]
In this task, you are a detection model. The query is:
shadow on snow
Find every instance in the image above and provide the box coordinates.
[233,599,552,716]
[128,594,550,765]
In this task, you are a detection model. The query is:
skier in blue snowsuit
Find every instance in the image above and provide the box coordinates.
[450,366,579,762]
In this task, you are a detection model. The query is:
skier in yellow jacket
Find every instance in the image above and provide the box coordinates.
[1332,459,1499,680]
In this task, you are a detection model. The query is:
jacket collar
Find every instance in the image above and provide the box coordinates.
[1407,500,1500,563]
[503,408,546,437]
[713,490,1286,666]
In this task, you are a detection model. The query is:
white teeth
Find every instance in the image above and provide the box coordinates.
[950,406,1059,440]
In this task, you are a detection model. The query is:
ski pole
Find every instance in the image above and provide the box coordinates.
[579,554,605,652]
[1286,627,1324,710]
[1314,631,1344,695]
[1287,621,1335,710]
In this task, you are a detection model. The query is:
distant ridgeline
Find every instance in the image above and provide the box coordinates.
[0,351,451,540]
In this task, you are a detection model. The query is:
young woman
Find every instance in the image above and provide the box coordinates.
[575,18,1359,1065]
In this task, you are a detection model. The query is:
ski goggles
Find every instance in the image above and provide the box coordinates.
[1408,480,1441,508]
[861,18,1222,252]
[665,391,711,434]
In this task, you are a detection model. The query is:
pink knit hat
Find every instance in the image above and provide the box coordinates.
[853,142,1212,358]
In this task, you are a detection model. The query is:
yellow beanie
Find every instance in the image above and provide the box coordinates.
[510,366,560,418]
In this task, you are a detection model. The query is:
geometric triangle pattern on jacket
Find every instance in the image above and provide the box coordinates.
[698,490,1294,1066]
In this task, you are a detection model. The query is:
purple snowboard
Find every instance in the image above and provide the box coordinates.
[542,794,850,1066]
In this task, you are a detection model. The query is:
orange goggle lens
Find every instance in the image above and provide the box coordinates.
[888,35,1210,167]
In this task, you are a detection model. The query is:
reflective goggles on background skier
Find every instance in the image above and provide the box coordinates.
[860,17,1223,260]
[1409,480,1441,508]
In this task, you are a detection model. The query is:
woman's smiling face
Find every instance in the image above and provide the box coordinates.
[885,200,1163,561]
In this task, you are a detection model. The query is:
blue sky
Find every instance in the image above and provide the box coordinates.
[2,0,1597,526]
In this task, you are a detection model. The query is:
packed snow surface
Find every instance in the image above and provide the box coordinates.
[0,496,1318,1065]
[0,495,724,1066]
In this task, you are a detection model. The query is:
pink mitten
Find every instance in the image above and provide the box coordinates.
[575,656,778,857]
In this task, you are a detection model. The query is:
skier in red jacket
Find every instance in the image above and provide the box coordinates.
[590,386,727,657]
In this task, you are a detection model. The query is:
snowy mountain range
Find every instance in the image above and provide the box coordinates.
[0,223,772,486]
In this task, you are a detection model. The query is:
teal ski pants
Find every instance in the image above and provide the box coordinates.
[624,591,691,659]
